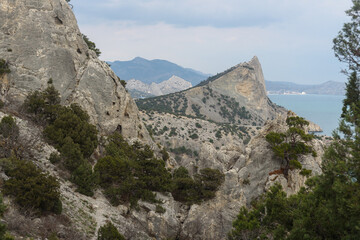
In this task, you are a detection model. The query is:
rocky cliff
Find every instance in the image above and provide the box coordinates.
[0,111,328,239]
[0,0,152,144]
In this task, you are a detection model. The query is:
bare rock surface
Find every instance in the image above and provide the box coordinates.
[0,0,152,145]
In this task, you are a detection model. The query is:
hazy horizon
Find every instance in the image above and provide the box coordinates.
[72,0,351,84]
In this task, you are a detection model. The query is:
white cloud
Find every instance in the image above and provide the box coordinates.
[73,0,352,84]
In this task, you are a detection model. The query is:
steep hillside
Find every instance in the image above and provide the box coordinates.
[137,56,284,126]
[0,0,152,145]
[108,57,209,85]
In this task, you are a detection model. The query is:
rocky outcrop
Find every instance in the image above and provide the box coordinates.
[126,75,192,97]
[1,109,328,240]
[137,57,286,126]
[0,0,152,145]
[139,110,328,239]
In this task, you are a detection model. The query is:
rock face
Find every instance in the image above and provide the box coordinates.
[140,110,328,239]
[126,75,192,97]
[0,0,152,144]
[0,110,328,240]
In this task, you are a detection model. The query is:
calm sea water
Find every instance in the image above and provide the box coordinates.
[268,94,345,136]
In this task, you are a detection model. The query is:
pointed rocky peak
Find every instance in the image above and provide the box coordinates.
[207,56,267,103]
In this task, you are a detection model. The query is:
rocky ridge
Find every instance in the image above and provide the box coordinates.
[137,56,285,126]
[126,75,192,98]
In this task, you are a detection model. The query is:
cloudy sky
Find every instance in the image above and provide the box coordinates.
[71,0,352,84]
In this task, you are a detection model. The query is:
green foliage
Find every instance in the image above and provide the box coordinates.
[230,4,360,238]
[71,162,97,196]
[189,133,199,139]
[0,115,19,139]
[195,122,202,128]
[215,130,222,139]
[155,204,166,214]
[160,148,170,161]
[0,59,10,76]
[195,168,225,200]
[0,115,20,159]
[23,85,98,196]
[265,115,315,178]
[120,79,126,88]
[0,100,4,109]
[96,133,224,207]
[23,83,61,121]
[82,34,101,57]
[49,152,61,164]
[299,168,312,177]
[169,127,177,137]
[97,221,125,240]
[136,92,189,116]
[170,146,193,156]
[95,133,172,207]
[171,167,200,204]
[25,86,98,157]
[333,0,360,74]
[171,167,224,204]
[44,104,98,158]
[2,157,62,215]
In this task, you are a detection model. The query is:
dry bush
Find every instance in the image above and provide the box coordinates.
[4,206,86,239]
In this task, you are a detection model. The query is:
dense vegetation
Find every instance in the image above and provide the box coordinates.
[136,92,189,116]
[23,82,98,196]
[265,116,316,178]
[82,34,101,57]
[172,167,224,204]
[0,115,19,159]
[95,133,172,207]
[0,59,10,76]
[97,222,125,240]
[2,157,62,215]
[229,1,360,238]
[0,114,62,215]
[95,133,224,207]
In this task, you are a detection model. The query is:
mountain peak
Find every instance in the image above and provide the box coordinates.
[137,57,283,125]
[108,58,208,85]
[132,56,147,62]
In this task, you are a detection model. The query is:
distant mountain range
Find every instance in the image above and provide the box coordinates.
[108,57,209,86]
[108,57,345,96]
[265,80,345,95]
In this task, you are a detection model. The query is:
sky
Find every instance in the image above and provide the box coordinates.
[71,0,352,84]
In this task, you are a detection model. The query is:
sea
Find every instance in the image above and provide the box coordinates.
[268,94,345,136]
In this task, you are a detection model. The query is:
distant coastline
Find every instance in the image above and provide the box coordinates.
[266,80,345,96]
[267,91,307,95]
[268,94,344,136]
